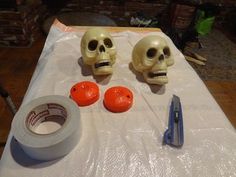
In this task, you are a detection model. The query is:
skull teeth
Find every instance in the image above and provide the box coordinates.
[95,61,111,68]
[148,72,167,78]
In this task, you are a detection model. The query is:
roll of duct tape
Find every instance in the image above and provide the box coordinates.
[11,95,81,161]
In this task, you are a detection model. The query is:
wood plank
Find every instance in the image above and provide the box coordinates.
[53,19,162,33]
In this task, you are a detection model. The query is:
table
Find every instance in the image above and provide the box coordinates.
[0,20,236,177]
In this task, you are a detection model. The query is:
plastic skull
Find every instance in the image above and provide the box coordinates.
[81,28,116,75]
[132,35,174,85]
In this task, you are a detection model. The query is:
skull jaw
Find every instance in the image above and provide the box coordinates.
[92,65,113,75]
[143,72,168,85]
[91,53,114,75]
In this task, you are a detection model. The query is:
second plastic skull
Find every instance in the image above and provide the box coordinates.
[81,28,116,75]
[132,35,174,85]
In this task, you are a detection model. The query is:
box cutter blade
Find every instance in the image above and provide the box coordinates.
[164,95,184,147]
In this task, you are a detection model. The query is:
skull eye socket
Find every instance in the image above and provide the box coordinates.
[104,38,113,48]
[163,47,170,57]
[146,48,157,59]
[88,40,98,51]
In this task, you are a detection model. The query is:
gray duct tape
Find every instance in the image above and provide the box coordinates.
[11,95,81,161]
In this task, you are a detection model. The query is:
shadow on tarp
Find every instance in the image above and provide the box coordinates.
[10,137,62,168]
[128,63,166,94]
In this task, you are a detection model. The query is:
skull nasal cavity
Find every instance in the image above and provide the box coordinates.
[159,54,164,61]
[99,45,105,52]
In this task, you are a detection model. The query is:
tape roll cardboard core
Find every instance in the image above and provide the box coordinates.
[26,103,67,135]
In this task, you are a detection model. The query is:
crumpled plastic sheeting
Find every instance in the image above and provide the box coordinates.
[0,23,236,177]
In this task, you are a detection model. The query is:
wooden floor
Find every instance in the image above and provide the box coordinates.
[0,34,235,158]
[204,80,236,127]
[0,35,46,156]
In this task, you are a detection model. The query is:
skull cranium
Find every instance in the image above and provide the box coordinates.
[132,35,174,85]
[81,28,116,75]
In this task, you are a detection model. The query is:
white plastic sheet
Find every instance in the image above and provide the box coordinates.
[0,22,236,177]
